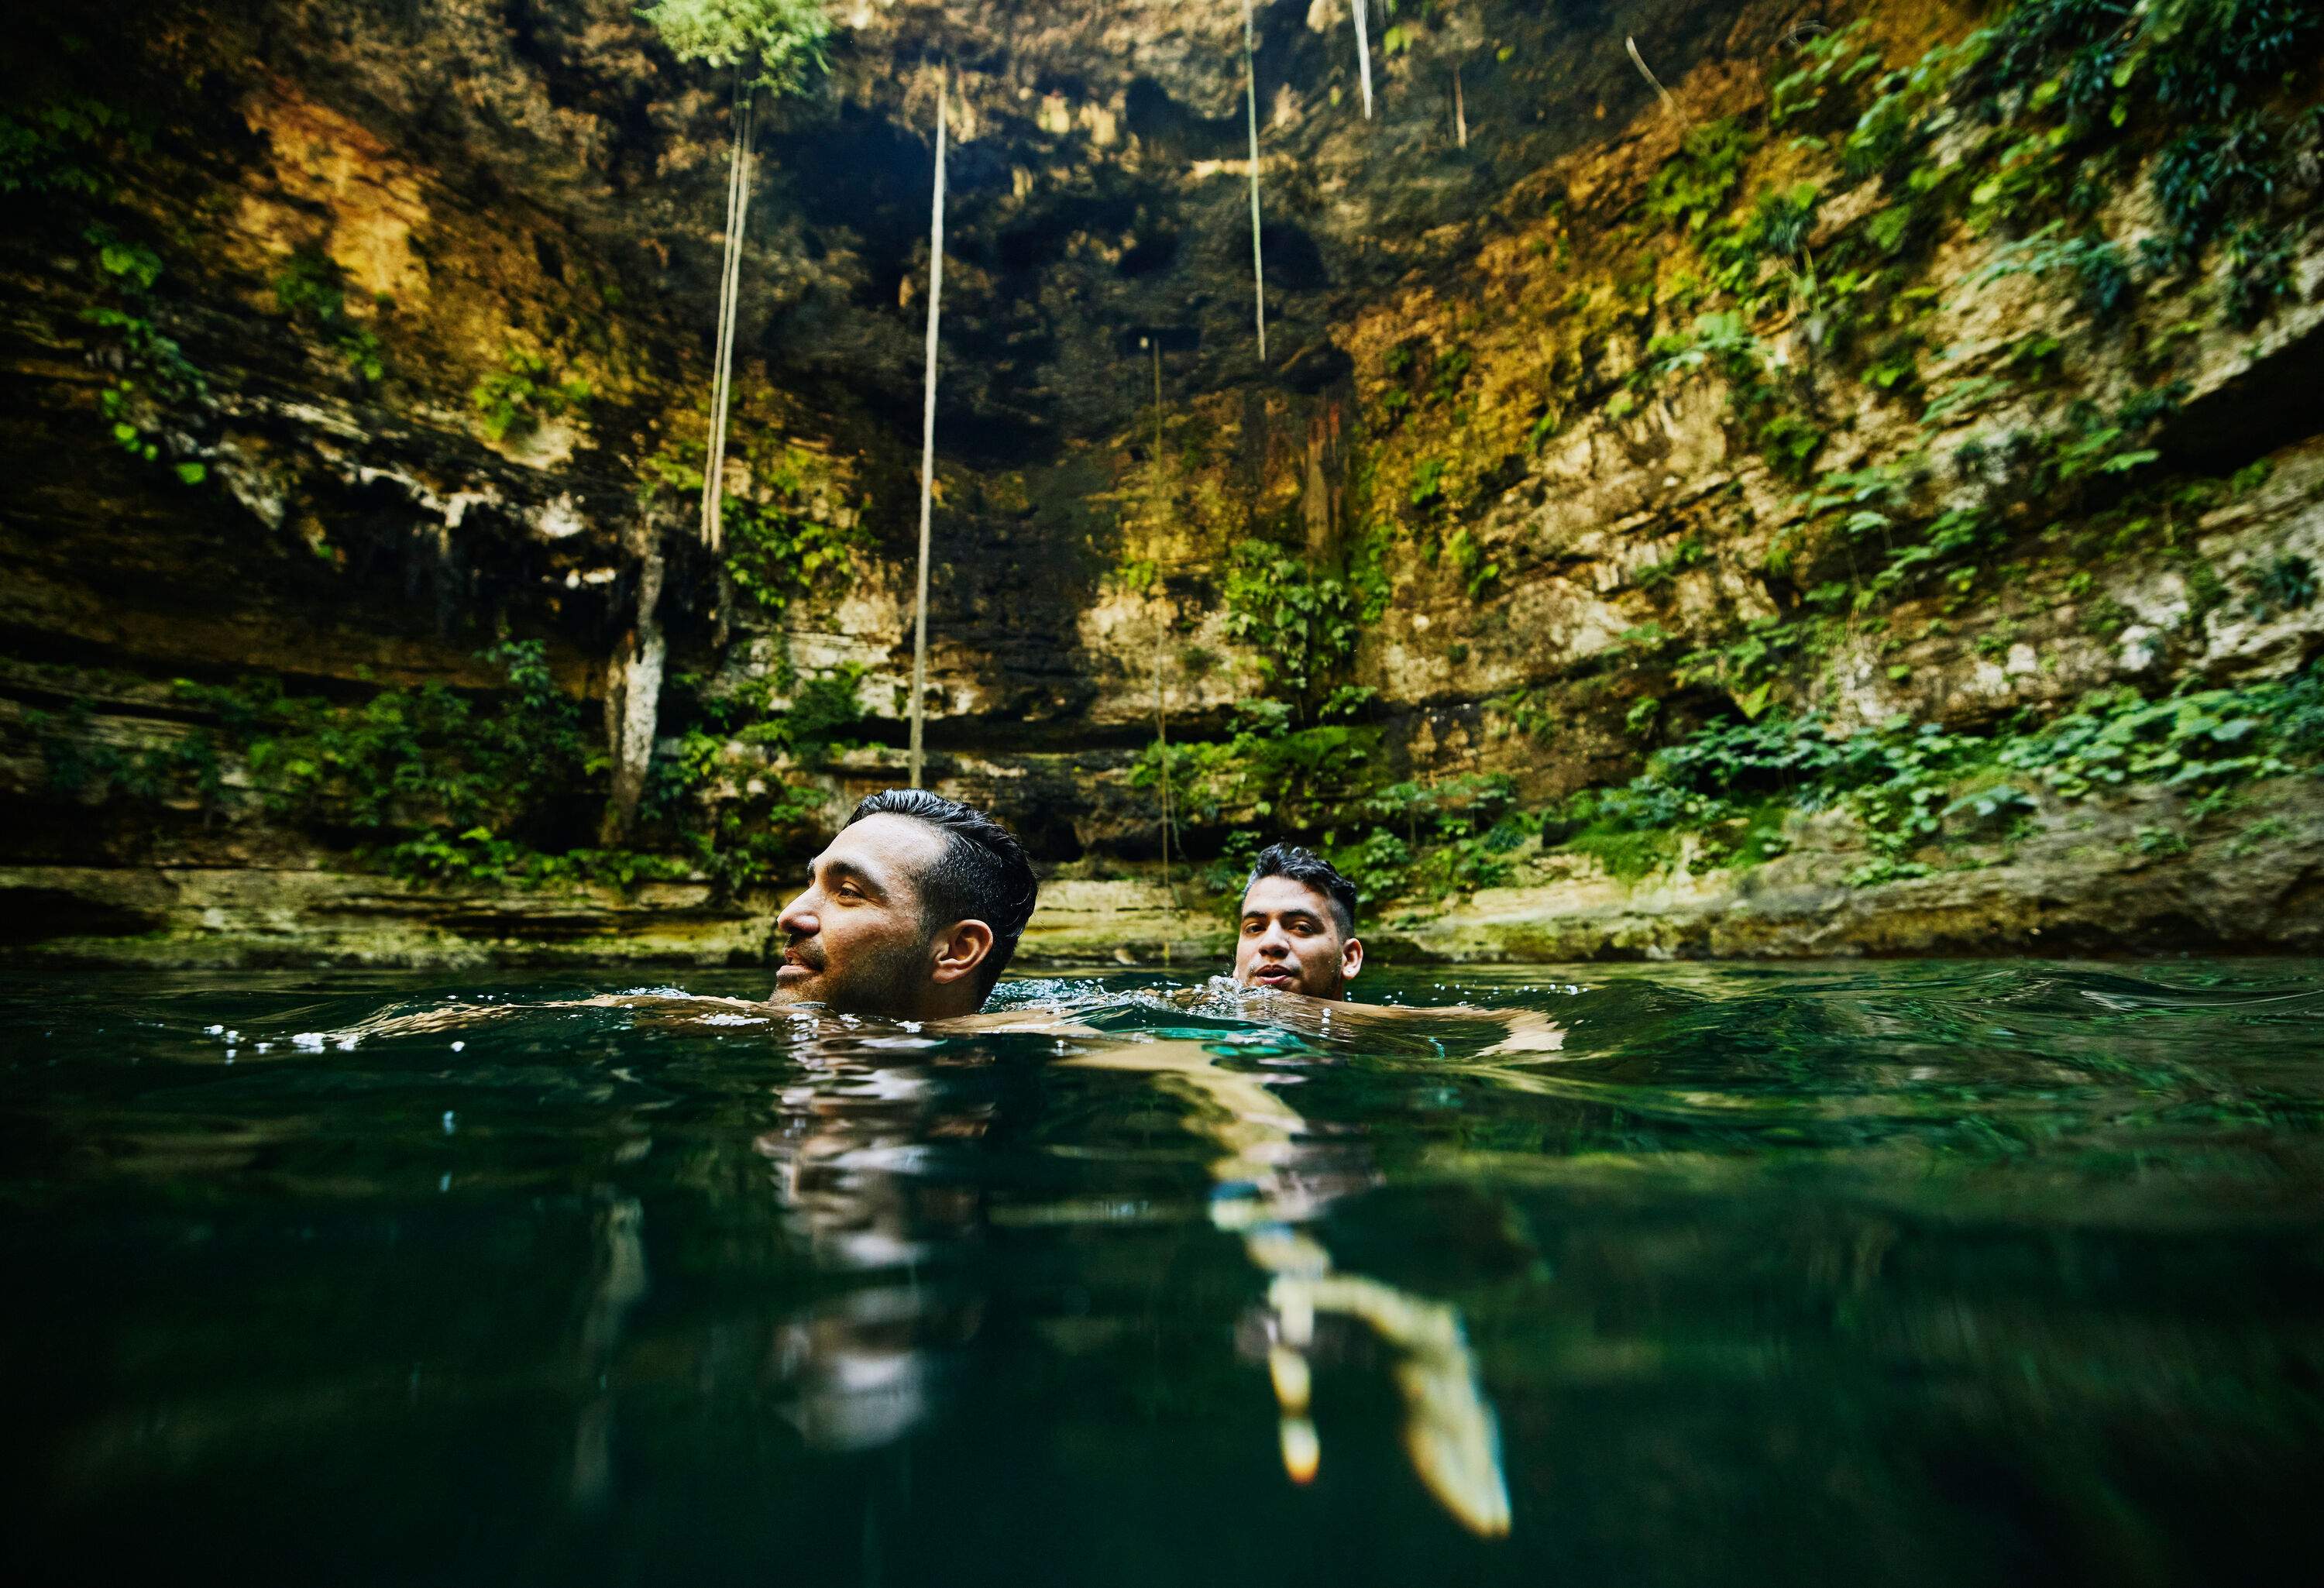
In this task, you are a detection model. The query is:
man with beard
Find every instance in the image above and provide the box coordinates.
[329,789,1042,1038]
[771,788,1041,1019]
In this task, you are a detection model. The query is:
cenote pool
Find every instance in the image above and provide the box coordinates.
[6,961,2323,1585]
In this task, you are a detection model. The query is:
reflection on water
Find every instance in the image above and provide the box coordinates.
[5,961,2324,1586]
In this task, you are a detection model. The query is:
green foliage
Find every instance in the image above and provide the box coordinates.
[632,663,864,891]
[25,701,222,811]
[641,727,831,894]
[1441,526,1499,598]
[782,665,871,754]
[1743,183,1821,262]
[470,345,592,444]
[1980,0,2321,125]
[639,430,865,614]
[273,247,385,383]
[2246,554,2317,617]
[1957,0,2320,325]
[1635,537,1707,594]
[1545,666,2324,885]
[1488,687,1560,742]
[170,641,597,841]
[641,0,833,95]
[1861,336,1923,394]
[1756,413,1828,485]
[1170,761,1522,912]
[61,641,847,896]
[1408,457,1446,507]
[1,97,139,198]
[77,225,208,476]
[724,490,862,614]
[1959,221,2135,318]
[2136,823,2191,858]
[386,829,694,889]
[1132,702,1378,829]
[1222,533,1388,720]
[1647,310,1762,382]
[1672,614,1834,707]
[1645,118,1759,232]
[2148,112,2289,262]
[1333,775,1526,902]
[1636,311,1823,483]
[25,644,770,892]
[1428,347,1473,404]
[1547,709,1987,885]
[1769,21,1886,129]
[1996,676,2322,798]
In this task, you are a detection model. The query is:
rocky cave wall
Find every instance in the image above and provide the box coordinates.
[4,0,2323,966]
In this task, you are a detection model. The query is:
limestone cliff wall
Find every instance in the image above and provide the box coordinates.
[5,0,2321,966]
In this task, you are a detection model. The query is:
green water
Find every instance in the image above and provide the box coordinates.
[7,961,2324,1584]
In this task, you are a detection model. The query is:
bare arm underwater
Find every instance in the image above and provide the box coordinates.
[1064,1033,1513,1537]
[1166,977,1569,1060]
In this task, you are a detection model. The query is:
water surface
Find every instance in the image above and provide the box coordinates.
[5,961,2323,1585]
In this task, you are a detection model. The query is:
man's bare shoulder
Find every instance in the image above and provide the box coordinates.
[933,1007,1103,1038]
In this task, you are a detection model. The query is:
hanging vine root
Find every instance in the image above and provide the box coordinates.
[1625,36,1676,115]
[907,76,948,789]
[701,81,755,549]
[1352,0,1374,120]
[1245,1,1267,363]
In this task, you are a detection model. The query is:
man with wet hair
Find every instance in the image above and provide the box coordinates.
[772,788,1040,1019]
[1235,842,1364,1000]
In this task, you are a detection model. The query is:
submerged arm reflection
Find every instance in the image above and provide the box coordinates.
[1067,1040,1513,1538]
[754,1044,994,1452]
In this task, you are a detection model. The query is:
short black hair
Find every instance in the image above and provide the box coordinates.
[847,789,1040,1000]
[1243,843,1358,939]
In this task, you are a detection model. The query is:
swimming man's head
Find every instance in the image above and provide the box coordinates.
[772,789,1040,1019]
[1235,843,1363,1000]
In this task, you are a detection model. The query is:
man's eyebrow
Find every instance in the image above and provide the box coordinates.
[818,856,889,898]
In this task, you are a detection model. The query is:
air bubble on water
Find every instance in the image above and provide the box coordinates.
[451,1040,465,1052]
[204,1024,224,1035]
[438,1174,451,1192]
[442,1111,456,1135]
[292,1033,326,1051]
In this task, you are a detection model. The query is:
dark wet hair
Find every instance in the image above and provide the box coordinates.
[847,789,1040,1000]
[1243,843,1358,939]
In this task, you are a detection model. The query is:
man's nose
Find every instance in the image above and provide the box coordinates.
[1257,923,1292,956]
[777,892,819,937]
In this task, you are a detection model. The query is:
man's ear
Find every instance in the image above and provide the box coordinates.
[1342,935,1364,981]
[930,918,996,985]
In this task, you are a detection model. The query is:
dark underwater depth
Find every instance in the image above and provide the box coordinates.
[6,961,2324,1585]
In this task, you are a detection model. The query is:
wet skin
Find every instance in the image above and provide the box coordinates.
[771,813,998,1021]
[1234,875,1364,999]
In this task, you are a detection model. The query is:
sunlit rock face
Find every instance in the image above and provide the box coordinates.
[6,0,2324,963]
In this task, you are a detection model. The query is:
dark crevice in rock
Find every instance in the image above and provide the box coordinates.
[0,888,163,944]
[1122,76,1242,160]
[2161,315,2324,478]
